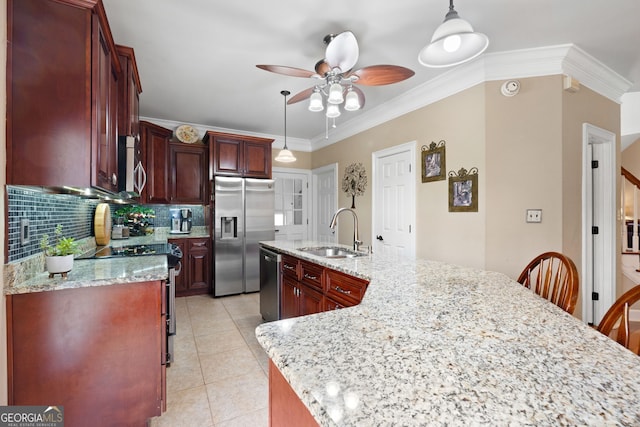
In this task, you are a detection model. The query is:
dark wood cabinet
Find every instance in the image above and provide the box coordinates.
[204,131,274,179]
[279,253,369,319]
[7,281,166,426]
[116,45,142,139]
[7,0,121,192]
[170,237,211,296]
[140,121,172,203]
[170,142,209,204]
[140,121,209,205]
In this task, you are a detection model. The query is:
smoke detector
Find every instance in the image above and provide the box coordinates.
[501,80,520,97]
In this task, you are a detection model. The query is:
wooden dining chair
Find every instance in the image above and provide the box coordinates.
[597,285,640,355]
[517,252,579,314]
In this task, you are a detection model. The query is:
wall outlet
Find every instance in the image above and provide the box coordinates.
[20,218,30,245]
[526,209,542,223]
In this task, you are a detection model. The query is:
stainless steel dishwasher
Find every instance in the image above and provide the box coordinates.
[259,247,281,322]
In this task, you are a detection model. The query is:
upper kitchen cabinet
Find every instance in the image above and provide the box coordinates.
[7,0,121,192]
[116,45,142,139]
[140,121,172,204]
[140,121,209,205]
[204,131,274,179]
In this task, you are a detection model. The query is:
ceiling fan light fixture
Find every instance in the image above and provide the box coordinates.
[328,83,344,104]
[326,103,341,118]
[275,90,296,163]
[308,91,324,112]
[344,88,360,111]
[418,0,488,68]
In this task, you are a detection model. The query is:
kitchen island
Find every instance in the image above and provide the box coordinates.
[256,241,640,426]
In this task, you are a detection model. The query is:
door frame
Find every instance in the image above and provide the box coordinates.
[372,141,417,258]
[581,123,616,325]
[311,163,338,242]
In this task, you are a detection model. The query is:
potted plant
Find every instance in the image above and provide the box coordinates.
[40,224,80,277]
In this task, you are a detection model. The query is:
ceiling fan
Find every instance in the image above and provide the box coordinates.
[256,31,415,118]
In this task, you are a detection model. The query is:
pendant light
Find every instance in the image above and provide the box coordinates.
[418,0,488,68]
[275,90,296,163]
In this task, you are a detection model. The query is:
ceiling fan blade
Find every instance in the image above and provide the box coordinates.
[288,87,315,104]
[348,65,415,86]
[325,31,359,72]
[256,64,317,78]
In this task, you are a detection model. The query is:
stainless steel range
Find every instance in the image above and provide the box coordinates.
[77,243,183,364]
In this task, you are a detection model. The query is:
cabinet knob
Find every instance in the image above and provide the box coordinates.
[111,173,118,186]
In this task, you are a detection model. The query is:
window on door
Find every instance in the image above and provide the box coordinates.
[273,170,310,240]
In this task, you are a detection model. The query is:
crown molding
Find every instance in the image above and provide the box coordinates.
[310,44,632,150]
[139,116,311,152]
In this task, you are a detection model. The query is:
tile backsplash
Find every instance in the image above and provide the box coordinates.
[6,186,206,262]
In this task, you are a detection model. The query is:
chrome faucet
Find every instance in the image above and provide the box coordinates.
[329,207,362,251]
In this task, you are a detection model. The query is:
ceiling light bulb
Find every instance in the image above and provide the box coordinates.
[327,83,344,104]
[443,34,461,53]
[326,104,341,118]
[308,91,324,112]
[344,89,360,111]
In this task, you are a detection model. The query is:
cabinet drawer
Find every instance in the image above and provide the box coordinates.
[281,255,299,280]
[300,260,323,292]
[323,295,353,311]
[325,269,369,306]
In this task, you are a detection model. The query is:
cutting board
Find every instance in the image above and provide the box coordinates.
[94,203,112,246]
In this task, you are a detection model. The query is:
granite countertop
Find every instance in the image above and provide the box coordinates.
[256,240,640,426]
[4,226,211,295]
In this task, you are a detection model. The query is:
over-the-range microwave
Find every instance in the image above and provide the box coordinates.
[117,135,146,197]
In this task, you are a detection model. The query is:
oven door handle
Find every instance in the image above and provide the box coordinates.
[174,260,182,276]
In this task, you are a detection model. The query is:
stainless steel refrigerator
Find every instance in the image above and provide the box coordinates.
[214,177,275,296]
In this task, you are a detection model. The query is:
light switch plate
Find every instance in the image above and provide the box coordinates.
[526,209,542,223]
[20,218,30,245]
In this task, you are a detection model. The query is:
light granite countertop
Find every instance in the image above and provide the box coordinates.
[256,240,640,426]
[4,227,210,295]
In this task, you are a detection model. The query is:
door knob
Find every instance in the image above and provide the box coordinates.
[376,235,383,241]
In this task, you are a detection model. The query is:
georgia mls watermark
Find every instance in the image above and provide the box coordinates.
[0,406,63,427]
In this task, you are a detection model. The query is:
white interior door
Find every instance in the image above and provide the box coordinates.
[582,123,616,325]
[273,168,310,241]
[372,142,416,258]
[312,163,338,243]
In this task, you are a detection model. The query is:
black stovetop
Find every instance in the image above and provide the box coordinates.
[77,243,182,267]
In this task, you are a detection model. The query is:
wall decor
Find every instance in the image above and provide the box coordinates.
[342,162,367,208]
[421,140,446,183]
[448,167,478,212]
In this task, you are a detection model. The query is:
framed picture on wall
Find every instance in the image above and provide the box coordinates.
[448,167,478,212]
[421,140,446,183]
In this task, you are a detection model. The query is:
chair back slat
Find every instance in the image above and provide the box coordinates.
[517,252,579,314]
[598,285,640,355]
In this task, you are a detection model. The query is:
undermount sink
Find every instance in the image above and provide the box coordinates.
[298,246,367,259]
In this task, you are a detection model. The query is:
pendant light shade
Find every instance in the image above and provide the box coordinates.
[326,103,341,118]
[308,90,324,112]
[344,87,360,111]
[275,90,296,163]
[418,0,488,68]
[327,83,344,104]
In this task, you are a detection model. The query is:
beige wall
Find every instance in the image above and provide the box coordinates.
[1,0,8,404]
[311,75,620,321]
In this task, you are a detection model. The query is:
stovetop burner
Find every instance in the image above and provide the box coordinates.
[77,243,183,267]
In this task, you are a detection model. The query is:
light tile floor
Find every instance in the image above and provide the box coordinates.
[151,293,269,427]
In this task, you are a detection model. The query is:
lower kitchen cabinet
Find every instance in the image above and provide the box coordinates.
[279,253,369,319]
[170,237,211,297]
[6,281,166,426]
[281,275,323,319]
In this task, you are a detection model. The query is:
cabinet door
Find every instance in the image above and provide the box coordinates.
[187,239,211,293]
[244,140,272,179]
[141,121,172,204]
[169,239,188,294]
[299,284,323,316]
[281,275,299,320]
[213,136,243,176]
[170,143,208,204]
[92,13,119,193]
[116,45,141,139]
